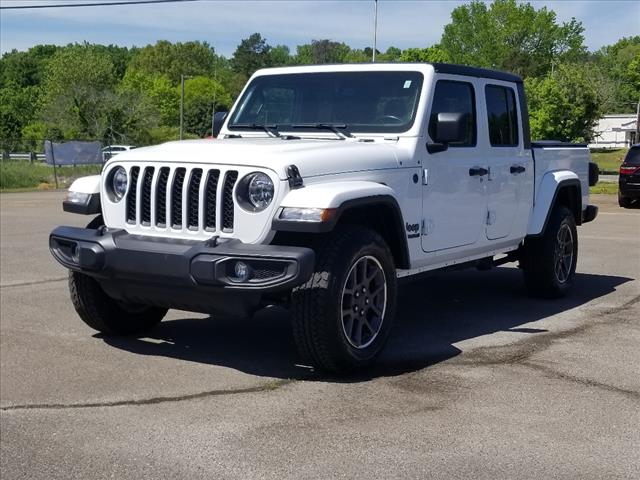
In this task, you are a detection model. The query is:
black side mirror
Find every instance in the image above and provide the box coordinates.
[212,111,228,138]
[427,112,468,154]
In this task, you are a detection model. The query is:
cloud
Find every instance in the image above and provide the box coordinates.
[1,0,638,56]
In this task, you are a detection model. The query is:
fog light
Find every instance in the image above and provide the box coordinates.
[233,261,251,282]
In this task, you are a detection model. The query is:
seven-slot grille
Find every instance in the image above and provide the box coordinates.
[124,165,239,233]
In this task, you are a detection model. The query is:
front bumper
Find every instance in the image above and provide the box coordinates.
[50,226,314,316]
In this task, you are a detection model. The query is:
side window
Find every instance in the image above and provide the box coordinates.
[428,80,476,147]
[485,85,519,146]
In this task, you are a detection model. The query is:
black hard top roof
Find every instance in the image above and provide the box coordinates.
[261,62,524,84]
[431,63,523,83]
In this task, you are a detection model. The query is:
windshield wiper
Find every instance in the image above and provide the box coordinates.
[291,123,354,139]
[231,123,281,137]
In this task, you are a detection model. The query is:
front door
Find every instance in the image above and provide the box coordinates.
[421,78,487,252]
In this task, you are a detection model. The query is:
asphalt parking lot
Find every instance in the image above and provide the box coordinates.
[1,191,638,479]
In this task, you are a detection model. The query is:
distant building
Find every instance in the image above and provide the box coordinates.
[589,114,638,149]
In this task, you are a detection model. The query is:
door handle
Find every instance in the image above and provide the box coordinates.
[469,166,489,177]
[510,165,526,174]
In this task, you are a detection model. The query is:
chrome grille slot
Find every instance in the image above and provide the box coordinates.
[222,171,238,232]
[126,167,140,224]
[171,168,186,229]
[141,167,154,226]
[187,169,202,230]
[155,167,170,227]
[204,169,220,231]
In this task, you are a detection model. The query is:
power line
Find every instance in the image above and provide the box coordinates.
[1,0,201,10]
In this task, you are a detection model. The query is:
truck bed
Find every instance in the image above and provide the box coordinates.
[531,141,590,213]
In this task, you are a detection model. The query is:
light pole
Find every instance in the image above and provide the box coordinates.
[372,0,378,62]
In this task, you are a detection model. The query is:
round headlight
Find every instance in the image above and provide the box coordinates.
[111,167,128,201]
[247,173,274,210]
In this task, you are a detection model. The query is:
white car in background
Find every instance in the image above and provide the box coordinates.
[102,145,135,162]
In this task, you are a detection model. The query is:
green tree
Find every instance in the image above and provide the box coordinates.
[526,63,601,142]
[399,46,450,63]
[182,76,232,137]
[379,46,402,62]
[0,45,59,88]
[441,0,585,77]
[0,85,41,151]
[231,33,272,77]
[127,40,217,84]
[41,44,117,140]
[295,39,350,64]
[591,36,640,113]
[269,45,293,67]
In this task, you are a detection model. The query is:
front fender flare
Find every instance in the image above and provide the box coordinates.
[63,175,102,215]
[272,181,410,267]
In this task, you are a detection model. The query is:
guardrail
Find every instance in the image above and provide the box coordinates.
[3,153,47,162]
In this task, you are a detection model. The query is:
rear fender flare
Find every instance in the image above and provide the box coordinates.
[527,171,581,236]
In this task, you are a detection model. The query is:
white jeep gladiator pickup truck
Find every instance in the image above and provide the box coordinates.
[50,63,599,372]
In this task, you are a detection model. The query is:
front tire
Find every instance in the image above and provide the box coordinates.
[291,226,397,373]
[521,205,578,298]
[69,272,167,335]
[68,215,167,335]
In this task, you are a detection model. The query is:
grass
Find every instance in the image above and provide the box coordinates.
[0,161,102,191]
[590,148,628,174]
[590,182,618,195]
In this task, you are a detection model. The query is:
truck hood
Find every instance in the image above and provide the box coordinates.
[109,138,405,179]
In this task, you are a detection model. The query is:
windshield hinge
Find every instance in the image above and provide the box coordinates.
[286,165,304,189]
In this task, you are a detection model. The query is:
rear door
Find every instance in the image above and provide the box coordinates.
[421,77,487,252]
[482,82,532,240]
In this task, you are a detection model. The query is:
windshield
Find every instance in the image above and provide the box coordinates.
[228,71,424,134]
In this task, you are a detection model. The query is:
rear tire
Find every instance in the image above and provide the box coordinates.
[521,205,578,298]
[618,193,633,208]
[291,226,397,373]
[68,214,167,335]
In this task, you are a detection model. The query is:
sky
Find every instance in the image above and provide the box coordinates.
[1,0,639,57]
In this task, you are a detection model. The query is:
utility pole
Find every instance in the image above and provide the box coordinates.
[372,0,378,62]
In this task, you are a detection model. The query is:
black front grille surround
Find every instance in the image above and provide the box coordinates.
[155,167,170,227]
[187,169,203,230]
[222,171,238,232]
[141,167,154,226]
[126,167,140,224]
[171,168,186,229]
[122,165,243,234]
[204,169,220,231]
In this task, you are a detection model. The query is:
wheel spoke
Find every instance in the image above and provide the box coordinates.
[553,224,574,284]
[354,319,364,345]
[340,255,387,349]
